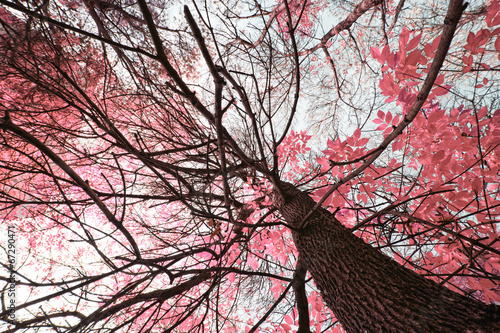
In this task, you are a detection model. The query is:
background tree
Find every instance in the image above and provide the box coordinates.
[0,0,499,332]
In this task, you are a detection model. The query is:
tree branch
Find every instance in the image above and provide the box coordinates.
[293,256,310,333]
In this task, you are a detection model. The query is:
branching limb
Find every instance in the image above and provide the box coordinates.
[293,256,311,333]
[300,0,383,56]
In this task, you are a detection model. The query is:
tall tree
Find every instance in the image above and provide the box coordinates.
[0,0,500,332]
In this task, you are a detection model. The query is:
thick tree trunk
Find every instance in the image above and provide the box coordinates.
[275,183,500,332]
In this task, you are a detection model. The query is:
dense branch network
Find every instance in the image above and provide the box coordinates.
[0,0,499,332]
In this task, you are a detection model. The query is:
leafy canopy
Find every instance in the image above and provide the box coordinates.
[0,0,500,332]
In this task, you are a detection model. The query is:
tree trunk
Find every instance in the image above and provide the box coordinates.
[275,183,500,332]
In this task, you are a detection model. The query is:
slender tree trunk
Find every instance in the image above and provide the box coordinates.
[275,183,500,332]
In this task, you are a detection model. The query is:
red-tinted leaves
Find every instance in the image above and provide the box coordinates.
[407,34,422,51]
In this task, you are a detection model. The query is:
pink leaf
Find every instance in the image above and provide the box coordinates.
[424,35,441,57]
[487,0,500,27]
[357,137,370,146]
[385,112,393,124]
[371,47,383,64]
[399,26,409,51]
[477,106,488,119]
[353,128,361,142]
[392,139,405,151]
[281,324,291,332]
[407,33,422,51]
[471,178,483,192]
[392,114,401,126]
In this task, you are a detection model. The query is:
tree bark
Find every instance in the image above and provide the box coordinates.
[275,183,500,333]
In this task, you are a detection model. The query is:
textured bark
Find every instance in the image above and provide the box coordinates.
[275,183,500,333]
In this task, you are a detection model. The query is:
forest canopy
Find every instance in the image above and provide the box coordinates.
[1,0,500,332]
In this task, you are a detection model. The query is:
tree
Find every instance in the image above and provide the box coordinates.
[0,0,500,332]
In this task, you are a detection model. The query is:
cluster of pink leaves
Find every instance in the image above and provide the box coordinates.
[277,130,313,182]
[3,1,500,332]
[242,2,500,331]
[0,9,218,330]
[463,0,500,72]
[314,3,500,306]
[274,0,327,38]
